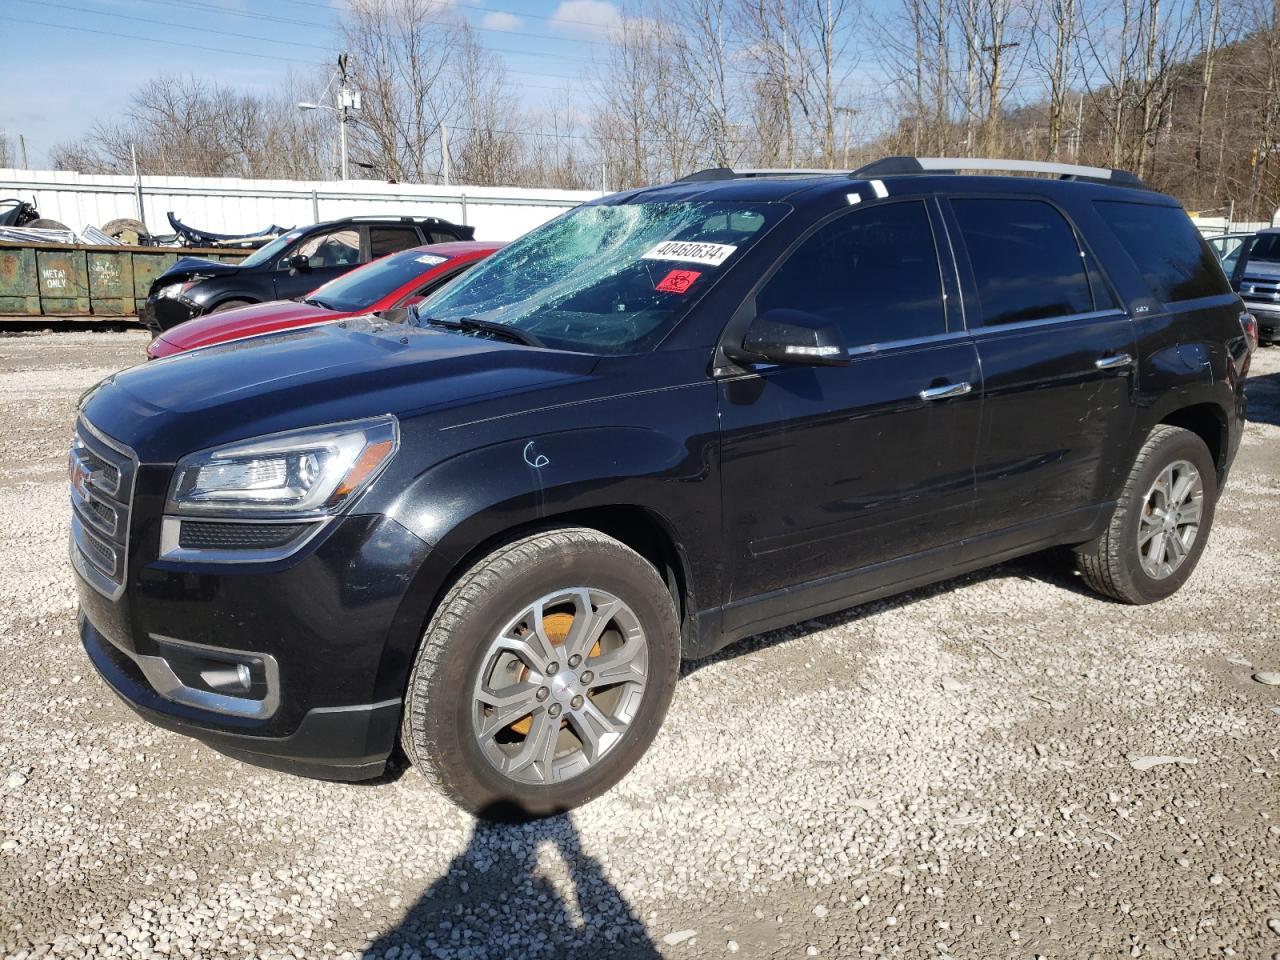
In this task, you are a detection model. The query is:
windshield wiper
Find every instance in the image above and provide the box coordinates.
[420,315,545,348]
[303,297,335,310]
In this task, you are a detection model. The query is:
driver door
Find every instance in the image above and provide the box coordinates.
[717,198,982,632]
[274,226,363,300]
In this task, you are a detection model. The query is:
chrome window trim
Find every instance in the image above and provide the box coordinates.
[158,515,332,564]
[968,308,1128,337]
[717,328,977,379]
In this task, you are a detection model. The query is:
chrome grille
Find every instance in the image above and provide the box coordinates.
[70,419,137,599]
[1241,276,1280,301]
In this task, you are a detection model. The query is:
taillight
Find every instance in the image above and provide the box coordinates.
[1240,311,1258,350]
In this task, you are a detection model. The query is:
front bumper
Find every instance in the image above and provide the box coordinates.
[139,295,200,335]
[83,616,400,779]
[1243,300,1280,339]
[73,504,438,781]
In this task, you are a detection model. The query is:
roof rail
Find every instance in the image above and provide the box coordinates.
[851,156,1148,188]
[677,167,848,182]
[328,214,451,224]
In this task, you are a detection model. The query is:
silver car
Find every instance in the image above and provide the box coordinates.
[1234,229,1280,343]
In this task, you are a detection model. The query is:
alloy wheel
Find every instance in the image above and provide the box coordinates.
[1137,459,1204,580]
[470,587,649,785]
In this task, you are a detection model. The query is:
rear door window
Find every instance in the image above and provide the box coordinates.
[951,198,1095,326]
[369,225,423,258]
[1093,200,1230,303]
[755,200,947,347]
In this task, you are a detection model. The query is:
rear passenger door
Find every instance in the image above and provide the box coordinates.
[946,196,1137,553]
[718,198,982,624]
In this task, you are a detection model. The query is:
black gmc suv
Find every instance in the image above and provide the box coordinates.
[139,214,475,333]
[73,157,1253,818]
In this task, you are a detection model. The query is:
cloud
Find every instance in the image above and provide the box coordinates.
[549,0,621,38]
[481,11,523,31]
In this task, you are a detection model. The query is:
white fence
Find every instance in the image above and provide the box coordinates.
[0,169,603,242]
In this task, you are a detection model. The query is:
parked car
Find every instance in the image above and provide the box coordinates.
[138,215,476,333]
[1206,230,1254,276]
[1228,227,1280,343]
[146,241,504,359]
[72,157,1252,819]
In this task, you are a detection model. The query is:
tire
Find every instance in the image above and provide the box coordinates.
[209,299,253,314]
[401,527,680,820]
[28,218,70,231]
[1076,425,1218,604]
[101,217,150,245]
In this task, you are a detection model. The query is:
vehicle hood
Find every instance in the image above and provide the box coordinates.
[1242,259,1280,282]
[151,256,241,289]
[153,300,340,354]
[81,316,599,462]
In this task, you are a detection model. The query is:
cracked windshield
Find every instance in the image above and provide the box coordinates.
[416,200,787,354]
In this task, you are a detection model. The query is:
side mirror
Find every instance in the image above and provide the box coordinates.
[731,308,849,366]
[288,254,311,273]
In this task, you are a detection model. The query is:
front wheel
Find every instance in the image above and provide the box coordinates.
[209,298,253,314]
[1076,425,1218,604]
[401,528,680,819]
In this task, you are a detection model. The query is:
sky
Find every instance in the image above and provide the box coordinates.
[0,0,628,168]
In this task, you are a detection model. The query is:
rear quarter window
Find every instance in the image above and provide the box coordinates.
[1093,200,1230,304]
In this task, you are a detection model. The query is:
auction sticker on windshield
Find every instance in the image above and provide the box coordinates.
[416,254,448,266]
[641,241,737,266]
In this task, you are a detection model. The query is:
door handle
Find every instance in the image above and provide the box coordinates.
[1094,353,1133,370]
[919,381,972,401]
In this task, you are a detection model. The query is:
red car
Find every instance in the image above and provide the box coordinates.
[146,241,504,359]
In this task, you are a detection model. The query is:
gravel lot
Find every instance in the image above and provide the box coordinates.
[2,330,1279,960]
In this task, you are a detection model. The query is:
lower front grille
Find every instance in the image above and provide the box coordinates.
[178,521,311,550]
[70,419,137,599]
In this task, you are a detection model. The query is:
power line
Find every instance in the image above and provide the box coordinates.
[278,0,624,39]
[22,0,592,83]
[1,14,582,92]
[118,0,616,56]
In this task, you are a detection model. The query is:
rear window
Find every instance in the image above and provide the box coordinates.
[1093,200,1230,303]
[305,248,449,312]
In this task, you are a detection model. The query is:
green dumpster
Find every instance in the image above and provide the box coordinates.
[0,241,249,321]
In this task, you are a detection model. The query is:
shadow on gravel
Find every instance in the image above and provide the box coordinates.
[681,546,1091,677]
[1244,368,1280,426]
[362,805,661,959]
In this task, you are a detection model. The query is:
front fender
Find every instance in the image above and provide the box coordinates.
[375,408,721,682]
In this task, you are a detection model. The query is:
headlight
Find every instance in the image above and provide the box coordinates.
[157,282,195,300]
[168,416,399,518]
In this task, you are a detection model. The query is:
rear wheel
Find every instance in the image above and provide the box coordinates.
[1076,425,1217,604]
[401,528,680,819]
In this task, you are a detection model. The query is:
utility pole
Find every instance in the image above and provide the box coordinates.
[19,134,28,170]
[440,122,450,186]
[337,54,351,181]
[1073,92,1084,161]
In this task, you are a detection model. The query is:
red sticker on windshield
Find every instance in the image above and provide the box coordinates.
[656,269,701,293]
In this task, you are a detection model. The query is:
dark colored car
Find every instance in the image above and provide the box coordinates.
[73,157,1252,819]
[139,215,475,333]
[146,242,504,359]
[1229,227,1280,343]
